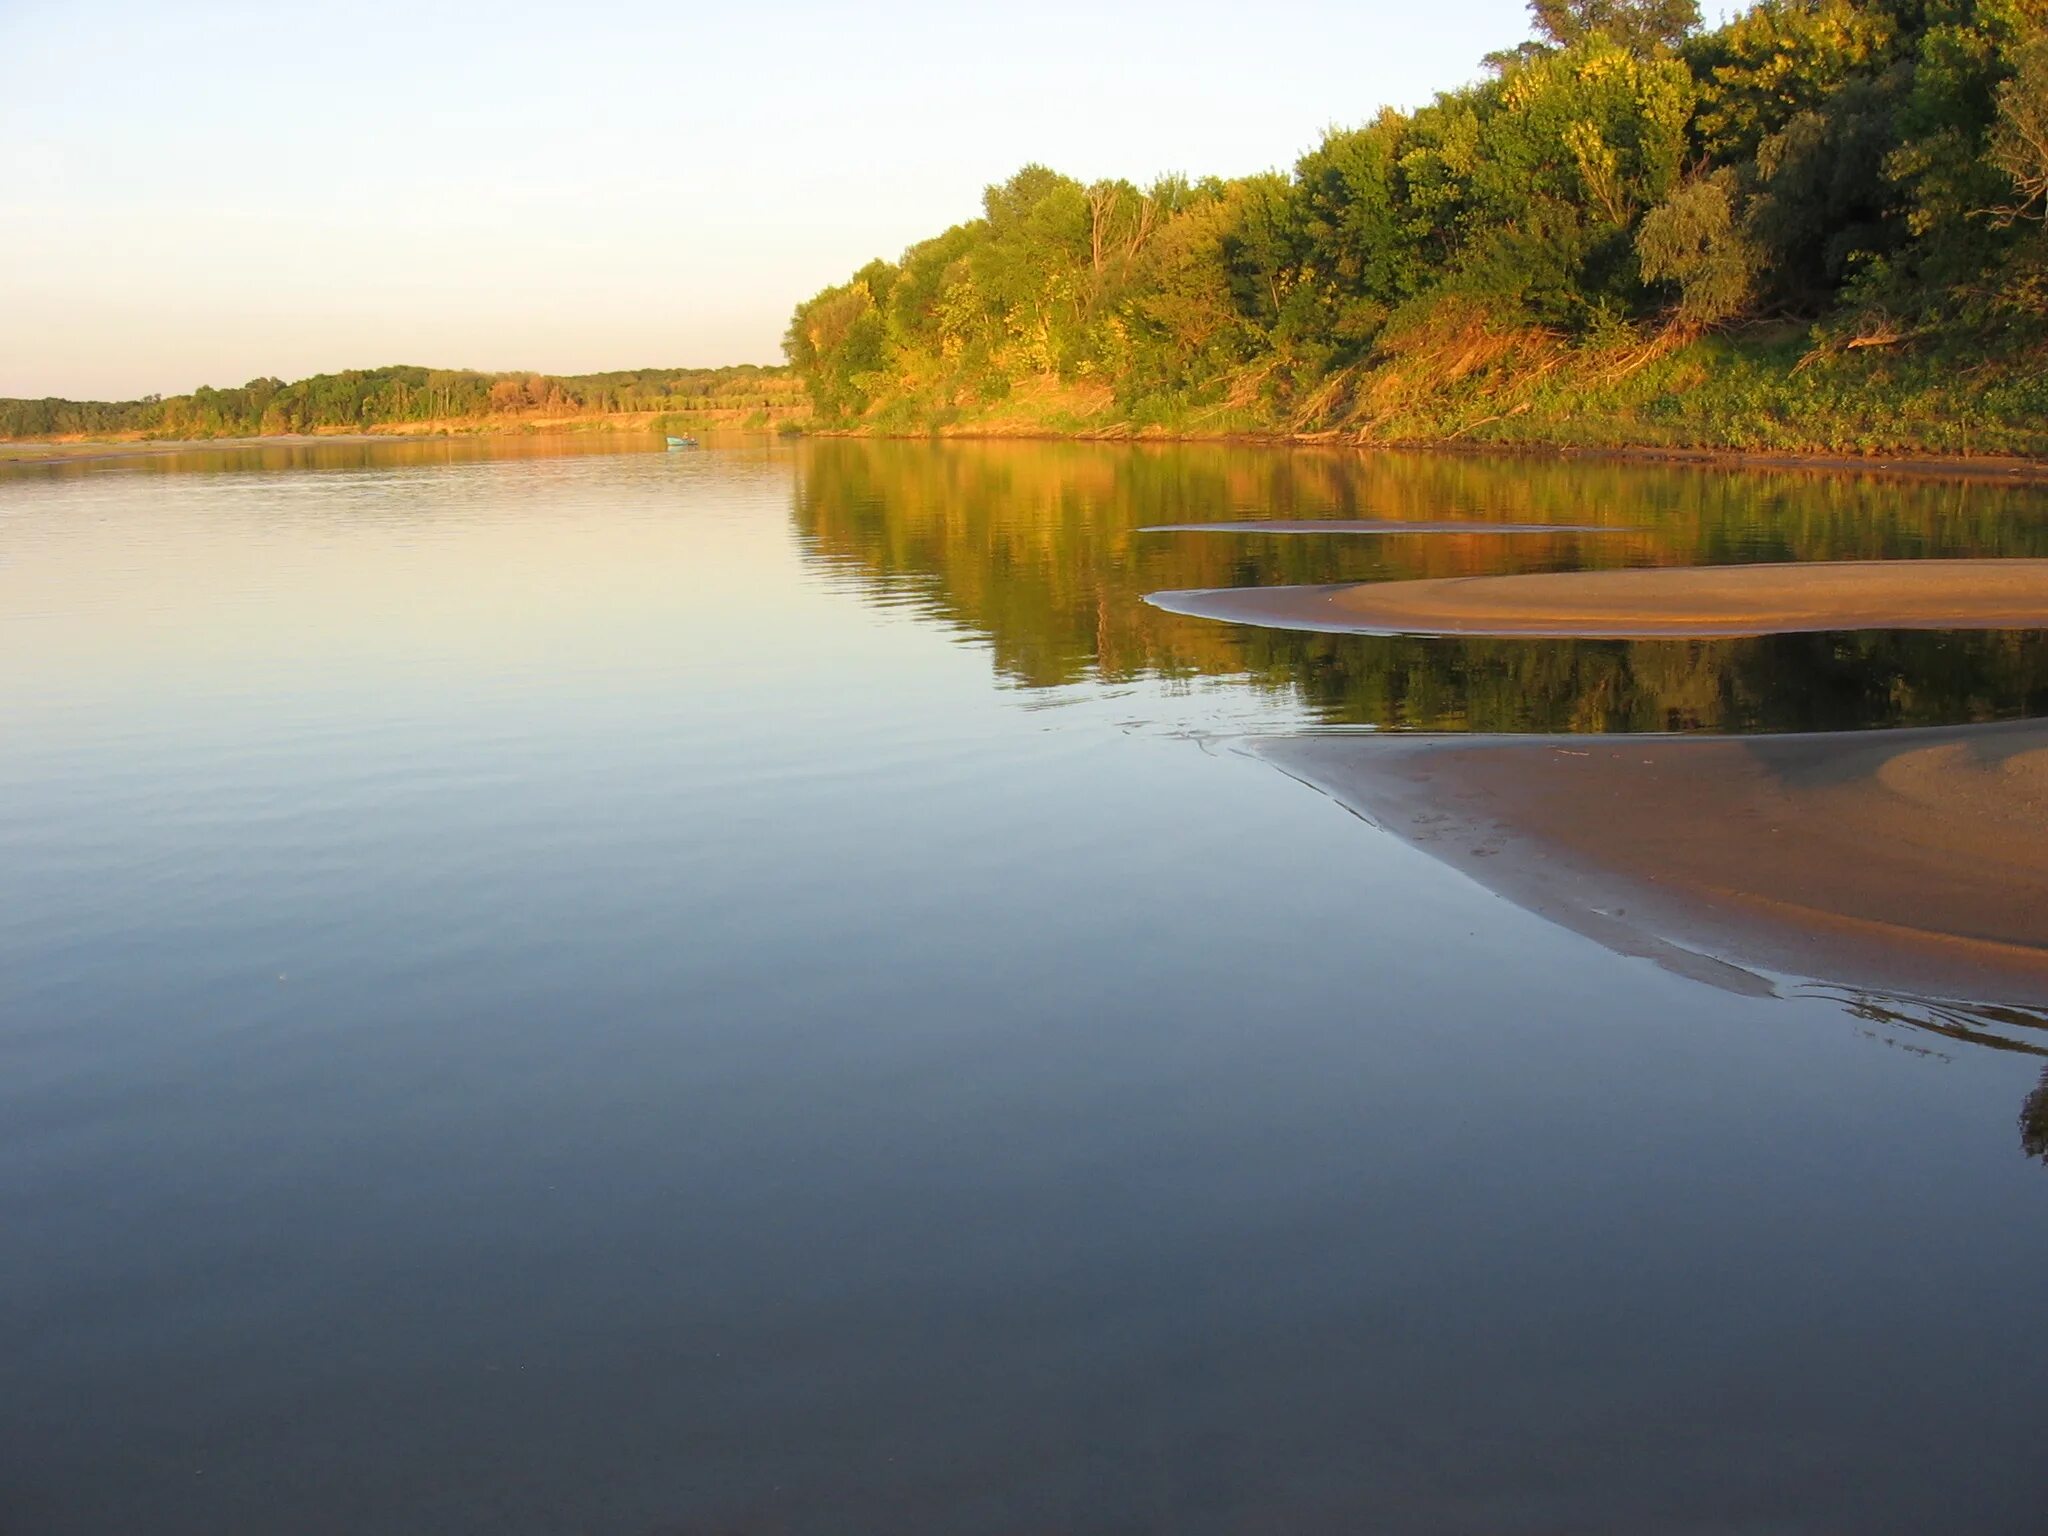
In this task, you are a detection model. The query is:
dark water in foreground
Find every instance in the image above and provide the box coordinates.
[3,438,2045,1535]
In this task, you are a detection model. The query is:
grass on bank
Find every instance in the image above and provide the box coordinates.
[803,315,2048,461]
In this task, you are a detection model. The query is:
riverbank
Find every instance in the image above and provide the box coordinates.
[0,363,807,443]
[801,324,2048,478]
[798,427,2048,484]
[0,433,409,466]
[16,419,2048,485]
[0,412,800,467]
[1257,719,2048,1014]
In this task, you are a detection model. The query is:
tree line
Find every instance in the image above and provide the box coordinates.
[0,364,801,440]
[786,0,2048,443]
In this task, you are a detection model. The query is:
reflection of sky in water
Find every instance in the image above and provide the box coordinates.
[2,439,2045,1536]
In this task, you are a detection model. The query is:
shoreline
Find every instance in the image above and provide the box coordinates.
[1255,719,2048,1021]
[1139,519,1630,536]
[0,432,428,466]
[0,420,794,467]
[11,424,2048,483]
[803,427,2048,485]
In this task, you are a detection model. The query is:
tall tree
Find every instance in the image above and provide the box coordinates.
[1528,0,1700,54]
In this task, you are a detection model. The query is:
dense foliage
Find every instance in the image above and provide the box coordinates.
[0,365,799,440]
[787,0,2048,448]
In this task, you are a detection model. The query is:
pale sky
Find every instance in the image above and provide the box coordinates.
[1,0,1535,400]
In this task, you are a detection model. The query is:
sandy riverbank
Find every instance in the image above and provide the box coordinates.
[1151,559,2048,638]
[1257,719,2048,1016]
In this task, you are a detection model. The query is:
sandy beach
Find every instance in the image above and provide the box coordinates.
[1151,558,2048,637]
[1257,719,2048,1016]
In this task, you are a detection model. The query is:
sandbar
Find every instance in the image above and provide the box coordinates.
[1257,719,2048,1020]
[1140,519,1626,535]
[1150,559,2048,637]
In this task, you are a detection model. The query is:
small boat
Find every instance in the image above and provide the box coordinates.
[665,435,698,449]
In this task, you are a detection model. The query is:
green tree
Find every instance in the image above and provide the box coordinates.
[1988,28,2048,221]
[1529,0,1702,54]
[1637,167,1764,325]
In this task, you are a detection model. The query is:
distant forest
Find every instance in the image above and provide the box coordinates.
[0,365,800,440]
[786,0,2048,452]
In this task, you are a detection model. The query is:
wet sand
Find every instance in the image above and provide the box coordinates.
[1151,559,2048,637]
[1257,719,2048,1012]
[1140,519,1627,535]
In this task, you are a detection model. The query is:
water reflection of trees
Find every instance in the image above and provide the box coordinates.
[2015,1073,2048,1163]
[1806,990,2048,1166]
[2023,1072,2048,1164]
[1808,988,2048,1060]
[792,439,2048,731]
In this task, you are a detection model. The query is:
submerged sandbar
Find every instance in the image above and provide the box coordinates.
[1150,558,2048,637]
[1258,719,2048,1010]
[1140,519,1626,535]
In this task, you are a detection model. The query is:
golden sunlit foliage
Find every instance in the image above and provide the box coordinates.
[789,0,2048,451]
[0,365,804,441]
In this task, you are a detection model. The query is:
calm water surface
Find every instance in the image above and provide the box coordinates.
[3,438,2045,1535]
